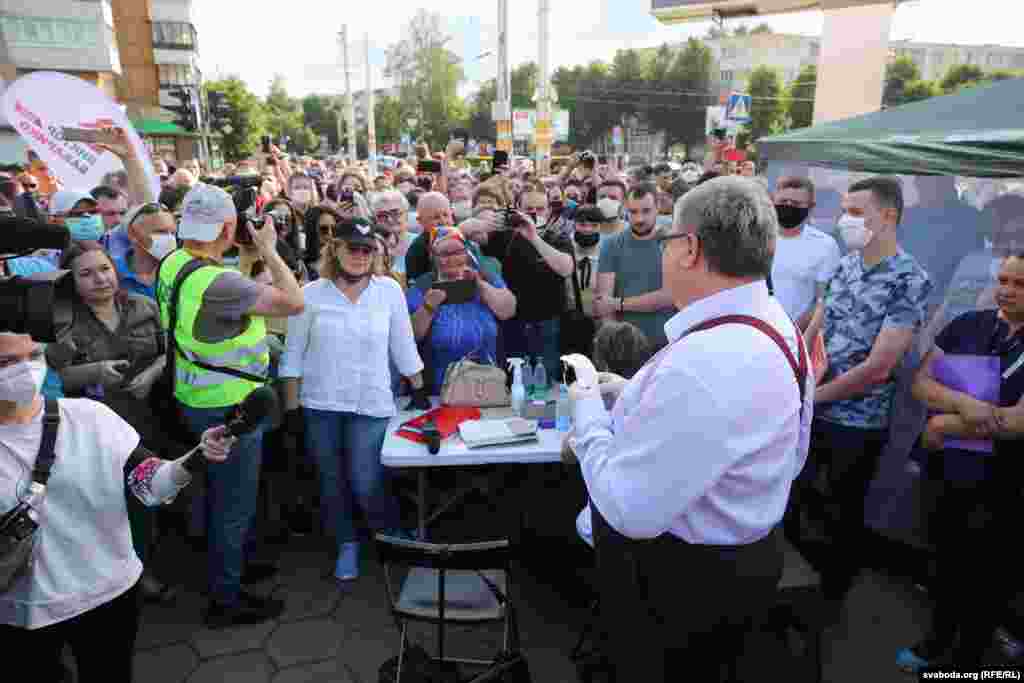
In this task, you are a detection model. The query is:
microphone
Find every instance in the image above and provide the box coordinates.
[0,216,70,255]
[180,386,280,472]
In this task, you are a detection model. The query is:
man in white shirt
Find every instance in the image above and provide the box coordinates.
[770,176,841,330]
[571,176,813,681]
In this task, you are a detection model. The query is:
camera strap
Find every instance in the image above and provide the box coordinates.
[160,256,267,386]
[30,400,60,487]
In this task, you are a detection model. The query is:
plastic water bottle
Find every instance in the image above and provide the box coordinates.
[521,358,536,400]
[556,383,571,432]
[533,358,548,400]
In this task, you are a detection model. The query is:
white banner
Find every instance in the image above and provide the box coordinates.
[2,71,160,197]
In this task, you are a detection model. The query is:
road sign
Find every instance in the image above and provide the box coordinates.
[612,126,623,147]
[726,92,752,124]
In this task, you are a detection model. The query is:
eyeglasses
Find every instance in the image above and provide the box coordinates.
[375,209,402,224]
[0,346,44,369]
[435,248,467,260]
[128,202,168,229]
[655,231,694,253]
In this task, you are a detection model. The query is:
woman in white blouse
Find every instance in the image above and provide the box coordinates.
[280,218,428,582]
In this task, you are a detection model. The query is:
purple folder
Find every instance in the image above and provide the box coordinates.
[930,354,1001,454]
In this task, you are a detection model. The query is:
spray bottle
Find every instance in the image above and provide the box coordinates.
[507,358,527,417]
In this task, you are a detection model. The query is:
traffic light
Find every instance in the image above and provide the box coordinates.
[166,88,196,132]
[207,90,231,131]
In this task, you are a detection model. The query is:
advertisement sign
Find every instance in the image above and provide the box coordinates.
[512,109,570,142]
[2,71,159,197]
[726,92,752,124]
[611,126,623,147]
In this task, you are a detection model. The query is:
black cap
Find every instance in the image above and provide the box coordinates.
[333,217,376,247]
[574,204,606,224]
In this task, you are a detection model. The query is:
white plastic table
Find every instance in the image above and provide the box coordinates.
[381,402,564,538]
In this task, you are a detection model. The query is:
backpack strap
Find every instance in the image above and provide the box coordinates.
[31,399,60,486]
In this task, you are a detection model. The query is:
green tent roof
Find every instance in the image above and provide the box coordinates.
[758,78,1024,178]
[130,118,200,137]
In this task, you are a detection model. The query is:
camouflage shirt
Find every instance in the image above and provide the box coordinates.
[819,248,932,429]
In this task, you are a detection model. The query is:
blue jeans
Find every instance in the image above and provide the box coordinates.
[180,404,267,607]
[303,409,400,545]
[502,317,562,383]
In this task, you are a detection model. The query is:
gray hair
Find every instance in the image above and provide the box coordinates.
[672,176,776,279]
[371,189,410,213]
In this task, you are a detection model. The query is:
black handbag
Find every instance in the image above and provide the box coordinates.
[559,250,596,363]
[0,399,60,593]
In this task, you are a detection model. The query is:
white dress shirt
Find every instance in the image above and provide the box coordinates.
[573,282,813,545]
[280,276,424,418]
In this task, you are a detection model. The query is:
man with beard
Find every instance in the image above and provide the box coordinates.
[594,184,676,348]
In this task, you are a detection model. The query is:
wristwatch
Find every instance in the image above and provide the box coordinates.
[423,301,436,315]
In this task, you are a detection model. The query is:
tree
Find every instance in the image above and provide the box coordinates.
[302,94,343,152]
[510,62,538,110]
[203,76,266,162]
[940,64,986,93]
[612,49,645,85]
[751,23,773,35]
[384,10,466,149]
[264,75,318,155]
[786,64,816,129]
[733,25,749,36]
[657,38,714,152]
[883,56,921,107]
[902,79,939,103]
[373,94,404,146]
[646,44,675,84]
[747,65,783,141]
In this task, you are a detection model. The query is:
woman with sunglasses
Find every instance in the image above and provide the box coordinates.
[280,218,428,582]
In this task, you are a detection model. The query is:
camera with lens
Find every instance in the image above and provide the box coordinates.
[1,215,72,341]
[579,151,596,169]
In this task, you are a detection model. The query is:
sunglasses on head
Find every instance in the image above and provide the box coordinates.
[128,202,171,229]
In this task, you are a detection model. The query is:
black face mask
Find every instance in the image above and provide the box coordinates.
[775,204,810,230]
[574,231,600,248]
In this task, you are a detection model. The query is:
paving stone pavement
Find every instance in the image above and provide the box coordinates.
[101,529,962,683]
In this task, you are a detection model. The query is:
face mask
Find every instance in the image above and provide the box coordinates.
[991,257,1004,280]
[565,199,578,211]
[145,233,177,261]
[409,211,418,226]
[291,189,313,205]
[597,198,621,221]
[574,232,600,249]
[66,215,105,241]
[655,214,674,230]
[0,359,47,406]
[838,214,872,251]
[452,201,472,222]
[775,204,811,230]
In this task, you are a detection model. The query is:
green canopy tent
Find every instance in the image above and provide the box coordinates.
[758,77,1024,178]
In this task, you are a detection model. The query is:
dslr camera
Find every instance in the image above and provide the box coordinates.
[0,215,72,341]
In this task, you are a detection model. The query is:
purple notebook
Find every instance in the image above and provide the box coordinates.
[930,354,1001,454]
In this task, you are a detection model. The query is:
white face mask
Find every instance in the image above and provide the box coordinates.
[838,214,872,251]
[145,233,177,261]
[452,200,472,222]
[597,198,621,221]
[0,359,47,406]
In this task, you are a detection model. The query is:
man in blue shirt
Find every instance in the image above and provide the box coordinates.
[113,203,178,300]
[794,177,932,616]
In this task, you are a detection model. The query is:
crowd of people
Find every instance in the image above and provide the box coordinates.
[1,130,1023,681]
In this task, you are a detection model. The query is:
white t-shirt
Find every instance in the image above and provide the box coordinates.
[771,225,841,321]
[0,399,142,629]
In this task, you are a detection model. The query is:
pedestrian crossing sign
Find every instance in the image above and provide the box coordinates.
[726,92,752,124]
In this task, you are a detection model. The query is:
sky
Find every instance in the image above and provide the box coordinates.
[192,0,1024,99]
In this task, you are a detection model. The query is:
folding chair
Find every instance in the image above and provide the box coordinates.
[375,534,515,682]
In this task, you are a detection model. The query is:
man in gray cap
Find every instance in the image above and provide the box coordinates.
[156,183,304,628]
[570,176,813,681]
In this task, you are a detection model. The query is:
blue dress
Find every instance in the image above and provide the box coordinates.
[406,273,506,390]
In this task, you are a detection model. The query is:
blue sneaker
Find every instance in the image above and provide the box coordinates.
[896,647,931,673]
[335,542,360,581]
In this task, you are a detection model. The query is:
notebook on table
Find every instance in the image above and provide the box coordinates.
[458,418,539,449]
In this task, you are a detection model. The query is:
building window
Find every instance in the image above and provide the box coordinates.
[1,15,100,47]
[720,70,734,83]
[158,64,194,87]
[152,21,197,51]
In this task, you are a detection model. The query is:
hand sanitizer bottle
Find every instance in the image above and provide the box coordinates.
[508,358,527,417]
[533,357,548,401]
[556,383,571,432]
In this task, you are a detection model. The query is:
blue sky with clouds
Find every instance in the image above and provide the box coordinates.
[193,0,1024,98]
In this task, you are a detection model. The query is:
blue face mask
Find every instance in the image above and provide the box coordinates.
[65,215,105,241]
[565,199,578,211]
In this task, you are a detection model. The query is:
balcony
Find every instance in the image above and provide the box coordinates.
[151,21,198,52]
[0,8,120,74]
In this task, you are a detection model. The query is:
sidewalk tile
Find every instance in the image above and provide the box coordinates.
[275,579,342,622]
[188,652,273,683]
[267,618,347,668]
[132,643,197,683]
[191,620,278,658]
[272,658,355,683]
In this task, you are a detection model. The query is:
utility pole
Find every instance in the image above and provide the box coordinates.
[366,33,377,178]
[340,26,357,162]
[534,0,553,175]
[493,0,512,161]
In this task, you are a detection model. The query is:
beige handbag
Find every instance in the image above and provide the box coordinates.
[440,356,510,408]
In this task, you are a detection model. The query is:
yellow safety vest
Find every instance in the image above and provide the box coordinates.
[157,249,268,409]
